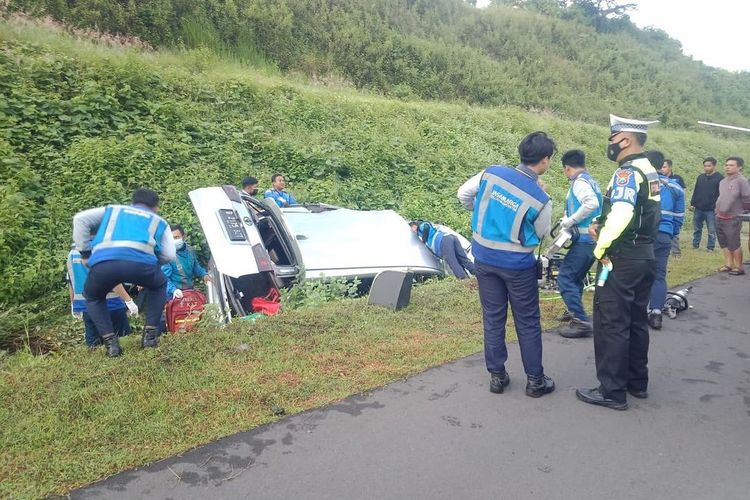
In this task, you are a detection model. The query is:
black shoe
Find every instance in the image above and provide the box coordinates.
[141,326,159,348]
[526,374,555,398]
[628,388,648,399]
[575,387,628,410]
[557,318,593,338]
[101,333,122,358]
[555,310,573,322]
[648,311,662,330]
[489,371,510,394]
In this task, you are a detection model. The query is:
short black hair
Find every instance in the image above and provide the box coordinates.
[645,150,665,170]
[703,156,717,166]
[271,173,284,183]
[561,149,585,168]
[242,176,258,187]
[727,156,745,168]
[518,131,556,165]
[132,188,159,208]
[170,223,185,236]
[632,132,647,146]
[664,159,673,168]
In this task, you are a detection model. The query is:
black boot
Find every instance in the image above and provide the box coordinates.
[526,374,555,398]
[489,371,510,394]
[555,310,573,322]
[648,311,662,330]
[576,386,628,410]
[141,326,159,348]
[557,318,593,338]
[101,333,122,358]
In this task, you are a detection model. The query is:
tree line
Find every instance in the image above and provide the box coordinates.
[6,0,749,127]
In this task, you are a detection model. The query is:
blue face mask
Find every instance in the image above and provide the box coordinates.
[174,239,185,250]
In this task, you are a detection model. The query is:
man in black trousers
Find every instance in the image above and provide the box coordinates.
[576,115,660,411]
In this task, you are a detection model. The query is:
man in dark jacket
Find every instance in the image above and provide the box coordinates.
[690,157,723,251]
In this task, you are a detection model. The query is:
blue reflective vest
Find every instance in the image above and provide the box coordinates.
[417,222,444,257]
[67,249,125,313]
[565,171,603,243]
[264,189,297,207]
[658,176,685,236]
[89,204,168,267]
[471,165,550,269]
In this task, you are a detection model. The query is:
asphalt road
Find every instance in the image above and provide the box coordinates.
[71,272,750,500]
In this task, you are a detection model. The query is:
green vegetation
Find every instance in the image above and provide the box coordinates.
[0,248,726,498]
[7,0,750,126]
[0,3,747,497]
[1,14,749,351]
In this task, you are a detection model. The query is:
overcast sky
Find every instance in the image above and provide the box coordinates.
[476,0,750,72]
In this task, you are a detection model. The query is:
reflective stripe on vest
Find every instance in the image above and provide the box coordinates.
[661,210,684,217]
[472,168,545,253]
[92,205,162,257]
[67,250,120,306]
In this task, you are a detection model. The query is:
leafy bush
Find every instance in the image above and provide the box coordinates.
[280,276,362,310]
[0,16,748,351]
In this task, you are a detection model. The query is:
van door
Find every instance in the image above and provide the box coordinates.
[188,186,268,278]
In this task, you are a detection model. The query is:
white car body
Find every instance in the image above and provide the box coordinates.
[189,186,447,319]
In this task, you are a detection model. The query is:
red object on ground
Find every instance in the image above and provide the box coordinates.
[251,288,282,315]
[166,289,207,332]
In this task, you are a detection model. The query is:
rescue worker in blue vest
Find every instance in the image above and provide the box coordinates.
[67,243,138,347]
[646,150,685,330]
[457,131,555,398]
[162,224,211,299]
[264,173,297,207]
[73,188,176,357]
[554,149,603,338]
[576,115,660,411]
[409,221,475,279]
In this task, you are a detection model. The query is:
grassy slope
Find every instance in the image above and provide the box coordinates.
[1,17,749,332]
[0,18,748,499]
[0,244,735,498]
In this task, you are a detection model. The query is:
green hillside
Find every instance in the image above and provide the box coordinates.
[1,11,749,350]
[8,0,750,126]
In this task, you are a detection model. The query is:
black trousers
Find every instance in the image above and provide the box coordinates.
[84,260,167,335]
[593,256,656,403]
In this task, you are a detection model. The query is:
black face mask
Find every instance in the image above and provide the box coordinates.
[606,139,626,162]
[247,188,258,196]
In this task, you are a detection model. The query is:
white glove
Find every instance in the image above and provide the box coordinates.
[173,289,184,299]
[71,305,83,320]
[560,217,575,229]
[125,300,139,317]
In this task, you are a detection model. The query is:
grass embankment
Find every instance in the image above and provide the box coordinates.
[2,15,750,351]
[0,245,728,499]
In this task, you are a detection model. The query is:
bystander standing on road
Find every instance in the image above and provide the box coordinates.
[648,156,685,330]
[553,149,602,338]
[661,159,685,256]
[715,157,750,276]
[576,115,660,411]
[458,132,555,398]
[690,157,722,251]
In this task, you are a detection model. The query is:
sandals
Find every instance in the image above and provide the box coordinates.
[729,268,746,276]
[718,265,732,272]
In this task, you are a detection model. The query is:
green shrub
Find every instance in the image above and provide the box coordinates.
[0,17,748,351]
